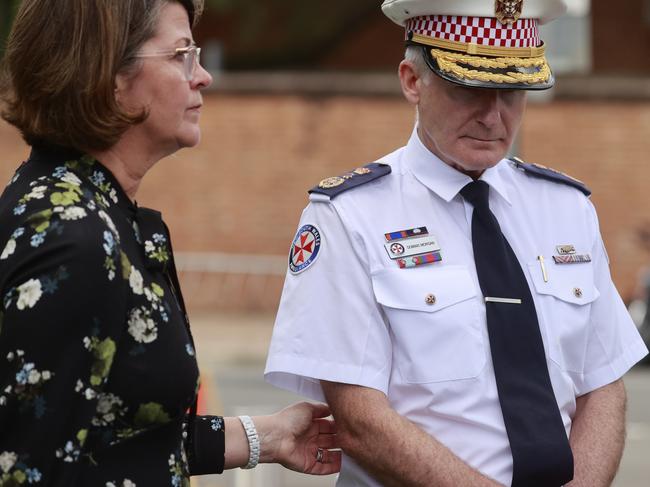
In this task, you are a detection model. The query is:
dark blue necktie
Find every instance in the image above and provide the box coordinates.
[461,180,573,487]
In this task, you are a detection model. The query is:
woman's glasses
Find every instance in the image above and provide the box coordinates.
[135,45,202,81]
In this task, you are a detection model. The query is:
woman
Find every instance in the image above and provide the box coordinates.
[0,0,340,485]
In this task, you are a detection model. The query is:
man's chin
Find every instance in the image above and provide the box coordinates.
[454,147,506,172]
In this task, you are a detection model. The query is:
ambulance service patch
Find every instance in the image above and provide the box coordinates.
[289,224,322,274]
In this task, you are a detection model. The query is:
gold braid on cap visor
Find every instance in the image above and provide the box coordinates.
[431,48,551,85]
[409,33,551,85]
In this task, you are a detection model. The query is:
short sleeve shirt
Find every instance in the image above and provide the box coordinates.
[265,128,648,487]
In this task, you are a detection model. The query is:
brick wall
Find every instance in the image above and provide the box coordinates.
[1,95,649,312]
[592,0,650,74]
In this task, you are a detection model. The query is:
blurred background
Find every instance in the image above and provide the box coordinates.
[1,0,649,485]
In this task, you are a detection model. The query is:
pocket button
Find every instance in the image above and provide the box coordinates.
[425,293,437,305]
[573,287,583,298]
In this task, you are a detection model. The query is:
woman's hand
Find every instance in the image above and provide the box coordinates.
[256,402,341,475]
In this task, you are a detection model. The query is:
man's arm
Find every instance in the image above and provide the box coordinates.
[566,379,627,487]
[321,381,503,487]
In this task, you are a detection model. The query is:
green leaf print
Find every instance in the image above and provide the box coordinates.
[120,252,131,280]
[50,191,80,207]
[134,402,170,427]
[90,338,116,386]
[151,283,164,298]
[76,429,88,446]
[26,209,52,233]
[12,470,26,484]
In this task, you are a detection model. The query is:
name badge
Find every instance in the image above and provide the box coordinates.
[384,235,441,260]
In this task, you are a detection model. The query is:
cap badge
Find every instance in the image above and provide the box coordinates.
[495,0,524,25]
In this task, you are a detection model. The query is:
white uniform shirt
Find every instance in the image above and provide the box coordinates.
[265,128,648,487]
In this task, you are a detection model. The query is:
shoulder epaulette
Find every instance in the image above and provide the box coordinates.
[509,157,591,197]
[308,162,391,199]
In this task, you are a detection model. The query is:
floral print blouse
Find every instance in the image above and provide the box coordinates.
[0,145,225,486]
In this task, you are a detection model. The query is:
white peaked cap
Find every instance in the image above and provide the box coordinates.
[382,0,568,26]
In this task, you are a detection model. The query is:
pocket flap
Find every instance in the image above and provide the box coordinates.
[372,265,477,312]
[527,261,600,305]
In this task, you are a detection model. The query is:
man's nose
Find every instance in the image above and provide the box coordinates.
[476,91,503,127]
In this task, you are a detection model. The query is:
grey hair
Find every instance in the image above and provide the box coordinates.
[404,45,433,85]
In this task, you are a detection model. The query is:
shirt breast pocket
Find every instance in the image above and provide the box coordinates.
[527,261,600,374]
[371,265,485,384]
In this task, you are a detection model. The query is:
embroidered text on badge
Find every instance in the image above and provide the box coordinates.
[384,234,441,260]
[383,226,443,268]
[289,224,322,274]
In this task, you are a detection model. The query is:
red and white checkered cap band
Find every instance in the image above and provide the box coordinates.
[406,15,541,49]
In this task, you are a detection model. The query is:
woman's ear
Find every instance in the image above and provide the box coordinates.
[114,72,131,104]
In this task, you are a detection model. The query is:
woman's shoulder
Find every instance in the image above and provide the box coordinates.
[0,158,134,289]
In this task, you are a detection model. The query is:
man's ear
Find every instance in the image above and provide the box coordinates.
[399,60,422,105]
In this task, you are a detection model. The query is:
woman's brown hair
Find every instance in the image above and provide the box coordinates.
[0,0,204,152]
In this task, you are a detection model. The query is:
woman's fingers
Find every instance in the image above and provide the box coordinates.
[316,432,338,449]
[315,417,337,434]
[309,448,342,475]
[309,402,332,419]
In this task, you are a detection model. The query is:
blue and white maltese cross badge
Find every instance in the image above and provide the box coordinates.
[289,224,322,274]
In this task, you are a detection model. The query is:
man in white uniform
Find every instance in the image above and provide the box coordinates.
[265,1,649,485]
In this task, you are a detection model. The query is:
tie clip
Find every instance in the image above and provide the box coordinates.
[484,297,522,305]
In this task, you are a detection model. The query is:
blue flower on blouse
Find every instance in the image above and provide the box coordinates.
[12,227,25,239]
[13,204,26,216]
[53,166,67,178]
[103,231,115,254]
[90,171,106,186]
[26,468,42,483]
[211,418,224,432]
[16,363,35,385]
[41,277,59,294]
[153,233,166,244]
[30,233,45,248]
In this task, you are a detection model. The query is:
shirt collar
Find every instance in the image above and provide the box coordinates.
[403,126,512,206]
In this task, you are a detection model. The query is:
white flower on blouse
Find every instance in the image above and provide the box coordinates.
[26,185,47,200]
[127,307,158,344]
[0,239,16,260]
[0,451,17,473]
[96,393,123,415]
[129,266,144,295]
[61,172,82,186]
[98,210,119,239]
[106,480,136,487]
[27,369,41,385]
[16,279,43,310]
[60,206,87,221]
